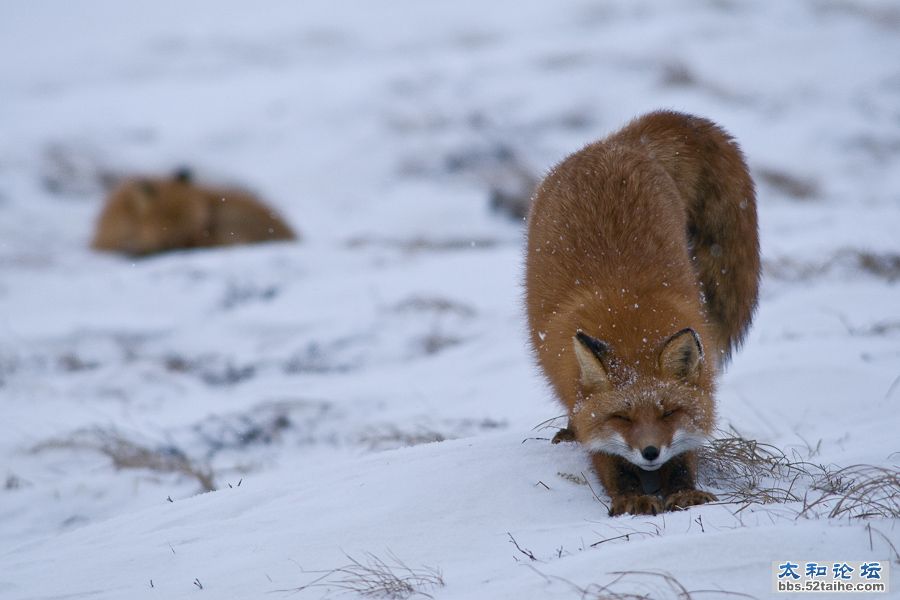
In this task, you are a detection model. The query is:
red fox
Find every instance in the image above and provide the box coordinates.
[525,111,759,516]
[92,168,296,256]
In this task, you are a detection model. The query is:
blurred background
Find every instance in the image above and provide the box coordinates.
[1,0,899,548]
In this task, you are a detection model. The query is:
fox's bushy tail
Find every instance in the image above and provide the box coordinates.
[623,112,761,363]
[687,138,760,364]
[681,115,760,363]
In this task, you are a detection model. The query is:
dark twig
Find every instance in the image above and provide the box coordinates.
[507,532,537,562]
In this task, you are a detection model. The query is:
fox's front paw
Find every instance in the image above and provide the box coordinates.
[551,427,576,444]
[664,489,717,511]
[609,494,664,516]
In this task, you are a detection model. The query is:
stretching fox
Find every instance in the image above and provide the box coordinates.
[525,111,759,516]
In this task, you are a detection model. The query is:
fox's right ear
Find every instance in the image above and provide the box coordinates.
[573,331,611,392]
[659,328,703,382]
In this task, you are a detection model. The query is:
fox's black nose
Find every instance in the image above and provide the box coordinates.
[642,446,660,461]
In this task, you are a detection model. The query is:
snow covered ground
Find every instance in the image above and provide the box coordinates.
[1,1,899,598]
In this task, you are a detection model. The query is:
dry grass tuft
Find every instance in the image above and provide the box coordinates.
[33,428,215,492]
[356,424,446,451]
[557,472,589,486]
[280,551,444,599]
[697,434,814,505]
[534,569,756,600]
[698,431,900,519]
[803,465,900,519]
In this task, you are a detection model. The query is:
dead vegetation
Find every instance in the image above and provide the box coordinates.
[660,62,698,87]
[282,340,359,374]
[39,141,120,198]
[802,465,900,519]
[657,61,755,105]
[417,330,464,355]
[345,235,503,253]
[32,428,216,492]
[764,248,900,283]
[847,133,900,162]
[391,295,476,318]
[857,251,900,282]
[530,568,756,600]
[5,473,29,490]
[163,353,258,385]
[557,472,589,486]
[220,280,279,310]
[482,145,539,223]
[191,401,317,456]
[57,352,100,372]
[697,431,900,519]
[397,137,541,222]
[391,295,476,357]
[279,551,444,599]
[29,404,502,500]
[356,424,447,451]
[814,0,900,30]
[755,167,819,200]
[357,418,505,451]
[697,434,812,505]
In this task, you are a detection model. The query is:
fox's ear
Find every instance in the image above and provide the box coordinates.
[659,328,703,382]
[573,331,611,392]
[172,166,193,184]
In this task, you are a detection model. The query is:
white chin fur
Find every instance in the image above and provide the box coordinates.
[585,430,708,470]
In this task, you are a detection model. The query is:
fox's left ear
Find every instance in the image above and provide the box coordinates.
[659,328,703,382]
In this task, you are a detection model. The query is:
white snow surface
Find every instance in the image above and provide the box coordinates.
[2,1,900,598]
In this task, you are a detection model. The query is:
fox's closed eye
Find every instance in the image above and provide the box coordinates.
[609,414,632,423]
[662,409,681,419]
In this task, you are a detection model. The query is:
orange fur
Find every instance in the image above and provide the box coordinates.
[91,171,296,256]
[525,111,759,515]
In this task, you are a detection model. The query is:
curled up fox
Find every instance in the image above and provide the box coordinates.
[92,169,296,256]
[525,111,760,516]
